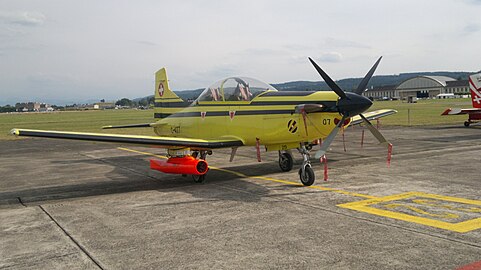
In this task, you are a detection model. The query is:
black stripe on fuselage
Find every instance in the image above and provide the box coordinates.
[154,101,191,107]
[260,91,316,96]
[155,100,338,108]
[157,110,294,118]
[154,107,340,119]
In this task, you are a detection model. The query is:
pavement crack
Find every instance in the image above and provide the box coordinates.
[38,205,105,270]
[16,197,27,207]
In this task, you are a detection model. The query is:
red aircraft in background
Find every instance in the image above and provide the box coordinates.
[442,73,481,127]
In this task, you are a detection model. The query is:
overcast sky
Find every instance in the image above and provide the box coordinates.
[1,0,480,105]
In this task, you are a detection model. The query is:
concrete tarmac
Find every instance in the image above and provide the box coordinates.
[1,125,480,269]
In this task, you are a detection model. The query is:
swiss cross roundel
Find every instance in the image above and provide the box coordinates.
[158,82,164,97]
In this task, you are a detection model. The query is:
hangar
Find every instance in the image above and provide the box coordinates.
[364,76,470,100]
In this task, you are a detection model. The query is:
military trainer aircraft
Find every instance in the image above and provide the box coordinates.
[442,73,481,127]
[11,57,396,186]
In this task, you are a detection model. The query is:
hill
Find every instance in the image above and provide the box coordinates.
[139,71,477,101]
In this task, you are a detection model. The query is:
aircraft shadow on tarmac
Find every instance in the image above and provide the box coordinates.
[0,154,322,207]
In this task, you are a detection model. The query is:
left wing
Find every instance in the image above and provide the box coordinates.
[441,108,481,115]
[10,128,243,149]
[350,109,397,125]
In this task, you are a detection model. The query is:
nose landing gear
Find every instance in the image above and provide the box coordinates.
[298,145,315,186]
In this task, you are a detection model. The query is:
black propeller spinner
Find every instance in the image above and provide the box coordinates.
[307,56,390,159]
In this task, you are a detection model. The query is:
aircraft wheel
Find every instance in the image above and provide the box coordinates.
[464,121,470,127]
[279,152,294,172]
[192,174,206,183]
[298,165,315,186]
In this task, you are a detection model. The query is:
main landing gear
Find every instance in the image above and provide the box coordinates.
[278,145,315,186]
[191,150,212,183]
[278,150,294,172]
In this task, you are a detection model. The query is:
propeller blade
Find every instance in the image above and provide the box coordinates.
[315,115,348,159]
[354,56,382,95]
[359,114,390,146]
[308,57,347,99]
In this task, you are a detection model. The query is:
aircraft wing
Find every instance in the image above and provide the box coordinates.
[10,128,244,149]
[441,108,481,115]
[350,109,397,125]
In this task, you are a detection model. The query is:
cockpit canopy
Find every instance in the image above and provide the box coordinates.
[197,77,278,102]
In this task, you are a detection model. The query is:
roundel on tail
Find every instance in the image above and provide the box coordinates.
[158,82,165,97]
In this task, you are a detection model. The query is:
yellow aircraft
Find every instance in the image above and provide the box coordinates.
[11,57,396,186]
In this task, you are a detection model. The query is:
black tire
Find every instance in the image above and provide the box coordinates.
[464,121,470,127]
[298,166,315,186]
[279,152,294,172]
[192,174,206,183]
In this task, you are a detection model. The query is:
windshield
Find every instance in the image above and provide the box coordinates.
[197,77,277,102]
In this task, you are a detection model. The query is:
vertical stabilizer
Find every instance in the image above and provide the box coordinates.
[469,73,481,108]
[154,68,189,119]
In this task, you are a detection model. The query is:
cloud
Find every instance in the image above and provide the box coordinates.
[136,40,158,46]
[0,11,46,26]
[317,52,343,63]
[463,23,480,35]
[324,38,371,49]
[463,0,481,5]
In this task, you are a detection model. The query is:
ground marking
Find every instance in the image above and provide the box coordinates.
[338,192,481,233]
[116,147,481,233]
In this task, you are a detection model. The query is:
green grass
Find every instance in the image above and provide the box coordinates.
[370,98,470,126]
[0,98,472,140]
[0,109,157,140]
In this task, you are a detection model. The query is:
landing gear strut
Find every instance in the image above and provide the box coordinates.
[297,145,315,186]
[278,150,294,172]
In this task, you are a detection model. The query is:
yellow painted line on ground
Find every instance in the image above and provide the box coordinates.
[117,147,481,232]
[116,147,377,199]
[338,192,481,233]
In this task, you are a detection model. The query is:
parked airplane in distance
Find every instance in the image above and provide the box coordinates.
[442,73,481,127]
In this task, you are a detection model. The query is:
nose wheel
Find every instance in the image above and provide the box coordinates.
[298,165,315,186]
[297,145,315,186]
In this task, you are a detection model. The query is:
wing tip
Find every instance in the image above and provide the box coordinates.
[10,128,19,136]
[441,108,451,115]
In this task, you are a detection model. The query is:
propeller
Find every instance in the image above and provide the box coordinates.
[354,56,382,95]
[315,115,348,159]
[308,56,390,159]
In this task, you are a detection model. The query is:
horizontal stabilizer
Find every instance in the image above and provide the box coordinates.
[441,108,481,115]
[350,109,397,125]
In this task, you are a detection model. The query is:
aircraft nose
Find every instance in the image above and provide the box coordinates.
[338,92,373,117]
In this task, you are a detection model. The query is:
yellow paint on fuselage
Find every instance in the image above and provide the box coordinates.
[154,91,341,150]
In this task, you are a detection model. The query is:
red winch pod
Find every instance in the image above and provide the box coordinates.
[150,156,208,175]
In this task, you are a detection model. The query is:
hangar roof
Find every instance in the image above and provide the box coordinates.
[396,76,456,89]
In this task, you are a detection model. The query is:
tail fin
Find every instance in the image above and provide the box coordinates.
[154,68,189,119]
[469,73,481,108]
